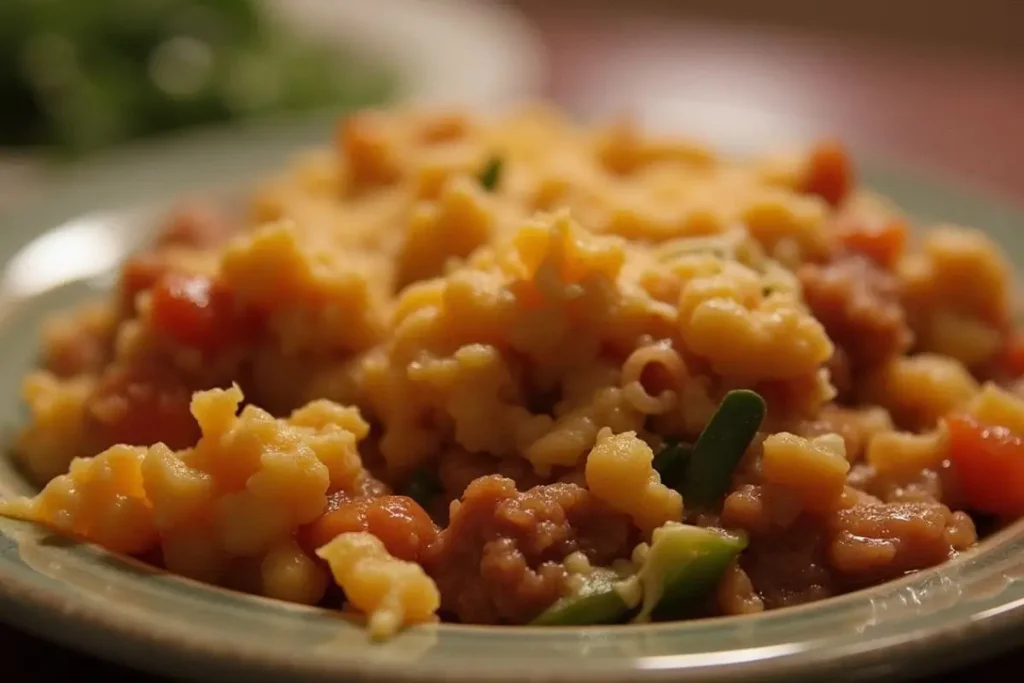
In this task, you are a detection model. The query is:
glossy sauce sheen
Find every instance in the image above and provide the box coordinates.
[301,495,438,563]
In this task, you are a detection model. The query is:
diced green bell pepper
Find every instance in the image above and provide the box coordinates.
[530,568,633,626]
[637,522,748,621]
[683,389,766,508]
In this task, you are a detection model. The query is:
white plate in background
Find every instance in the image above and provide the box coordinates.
[276,0,546,108]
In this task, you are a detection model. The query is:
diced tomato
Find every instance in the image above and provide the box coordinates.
[149,272,259,353]
[945,413,1024,517]
[839,219,909,269]
[803,140,854,208]
[150,273,222,350]
[299,495,438,562]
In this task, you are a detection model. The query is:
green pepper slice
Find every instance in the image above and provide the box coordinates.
[531,569,633,626]
[637,522,748,622]
[682,389,766,508]
[478,155,503,191]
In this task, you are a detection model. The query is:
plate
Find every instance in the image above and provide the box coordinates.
[3,129,1024,682]
[4,133,1024,681]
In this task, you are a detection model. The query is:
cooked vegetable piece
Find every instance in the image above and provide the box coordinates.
[401,468,443,509]
[803,140,853,207]
[652,441,692,491]
[637,522,748,621]
[149,272,231,351]
[683,390,766,508]
[839,219,909,269]
[946,413,1024,517]
[478,155,503,191]
[534,524,748,626]
[149,272,258,352]
[530,569,632,626]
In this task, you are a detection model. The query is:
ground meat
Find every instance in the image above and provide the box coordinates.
[83,363,200,452]
[825,501,976,586]
[721,484,803,536]
[716,562,765,615]
[422,475,636,624]
[799,255,912,372]
[740,522,835,609]
[41,302,116,377]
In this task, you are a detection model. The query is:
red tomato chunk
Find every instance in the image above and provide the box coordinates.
[946,413,1024,517]
[149,272,258,352]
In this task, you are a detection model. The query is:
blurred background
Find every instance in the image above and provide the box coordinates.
[1,1,1023,681]
[2,0,1022,208]
[510,0,1024,198]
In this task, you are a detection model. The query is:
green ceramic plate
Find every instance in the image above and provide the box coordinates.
[3,120,1024,682]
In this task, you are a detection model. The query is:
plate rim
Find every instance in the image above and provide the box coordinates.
[3,508,1024,683]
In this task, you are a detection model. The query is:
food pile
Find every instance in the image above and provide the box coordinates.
[3,106,1022,638]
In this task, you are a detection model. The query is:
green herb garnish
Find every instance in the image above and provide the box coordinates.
[478,155,503,191]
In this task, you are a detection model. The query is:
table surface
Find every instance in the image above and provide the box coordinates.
[517,0,1024,202]
[5,2,1024,680]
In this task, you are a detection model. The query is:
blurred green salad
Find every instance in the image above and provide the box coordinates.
[0,0,396,157]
